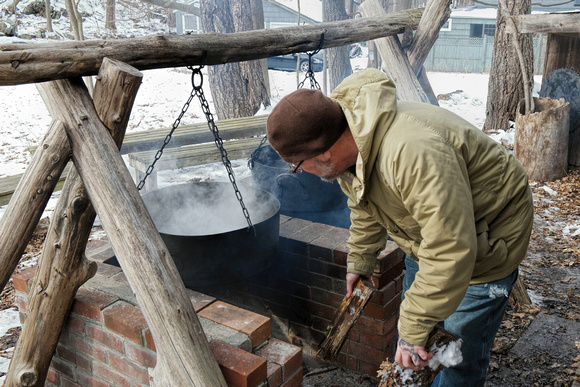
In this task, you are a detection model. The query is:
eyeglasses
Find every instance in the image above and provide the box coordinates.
[290,160,303,173]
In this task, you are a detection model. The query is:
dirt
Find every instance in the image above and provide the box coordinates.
[1,173,579,386]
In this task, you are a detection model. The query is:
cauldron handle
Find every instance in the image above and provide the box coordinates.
[274,174,310,200]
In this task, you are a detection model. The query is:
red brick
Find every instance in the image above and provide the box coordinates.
[125,341,157,369]
[310,287,343,309]
[199,301,271,348]
[76,371,109,387]
[12,267,36,293]
[56,344,91,371]
[266,362,282,387]
[144,328,156,352]
[46,369,60,386]
[186,288,216,312]
[103,301,148,344]
[71,335,107,363]
[363,296,400,321]
[210,340,267,387]
[71,287,118,322]
[280,367,303,387]
[91,362,132,387]
[255,338,302,381]
[85,324,124,353]
[374,242,405,273]
[370,281,396,307]
[95,261,122,278]
[50,357,76,380]
[355,314,398,336]
[305,299,335,321]
[358,329,395,351]
[372,259,405,289]
[348,341,386,365]
[108,352,150,385]
[64,314,85,334]
[60,377,81,387]
[111,271,128,283]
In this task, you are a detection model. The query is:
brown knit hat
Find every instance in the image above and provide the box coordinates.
[267,89,347,163]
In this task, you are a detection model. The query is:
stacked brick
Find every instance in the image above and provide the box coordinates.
[11,215,404,385]
[12,250,303,387]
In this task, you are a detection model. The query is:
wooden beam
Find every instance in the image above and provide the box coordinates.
[0,8,423,86]
[37,76,227,385]
[513,13,580,35]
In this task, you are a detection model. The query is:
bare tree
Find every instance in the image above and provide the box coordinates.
[44,0,53,32]
[200,0,255,119]
[139,0,200,16]
[323,0,353,91]
[106,0,116,31]
[231,0,270,110]
[482,0,533,133]
[64,0,93,94]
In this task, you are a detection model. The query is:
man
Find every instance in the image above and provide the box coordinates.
[266,68,533,386]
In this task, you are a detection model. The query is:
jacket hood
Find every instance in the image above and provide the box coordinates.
[330,69,398,184]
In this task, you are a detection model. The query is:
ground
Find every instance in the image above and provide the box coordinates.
[1,173,579,386]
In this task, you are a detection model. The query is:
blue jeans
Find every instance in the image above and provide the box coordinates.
[402,256,517,387]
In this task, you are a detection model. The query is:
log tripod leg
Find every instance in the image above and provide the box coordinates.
[5,58,143,387]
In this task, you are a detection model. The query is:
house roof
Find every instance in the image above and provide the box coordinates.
[267,0,322,23]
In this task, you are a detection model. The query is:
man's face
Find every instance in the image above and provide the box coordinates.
[301,157,343,183]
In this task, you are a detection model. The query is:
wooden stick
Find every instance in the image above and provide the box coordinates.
[317,278,375,360]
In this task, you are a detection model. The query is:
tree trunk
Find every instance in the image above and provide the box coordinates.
[44,0,52,32]
[324,0,353,92]
[514,97,570,182]
[64,0,83,40]
[231,0,270,112]
[0,8,423,86]
[106,0,117,31]
[482,0,533,133]
[543,34,580,81]
[4,58,141,387]
[359,0,430,103]
[36,76,227,386]
[200,0,254,120]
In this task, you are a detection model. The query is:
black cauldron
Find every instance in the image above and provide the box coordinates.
[141,182,280,290]
[248,144,350,228]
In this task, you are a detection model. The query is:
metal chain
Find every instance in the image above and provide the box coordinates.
[297,50,321,90]
[189,65,254,231]
[136,83,197,191]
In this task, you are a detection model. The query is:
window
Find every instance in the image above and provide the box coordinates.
[441,19,452,31]
[470,23,496,37]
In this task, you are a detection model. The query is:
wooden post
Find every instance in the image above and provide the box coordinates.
[0,120,70,294]
[4,58,142,387]
[36,77,227,385]
[515,97,570,182]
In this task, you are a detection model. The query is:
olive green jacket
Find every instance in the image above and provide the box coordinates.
[331,69,533,346]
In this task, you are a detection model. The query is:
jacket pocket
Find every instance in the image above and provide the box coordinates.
[473,218,508,276]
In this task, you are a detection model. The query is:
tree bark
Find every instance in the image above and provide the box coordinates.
[482,0,533,133]
[35,76,227,386]
[0,7,424,86]
[106,0,116,31]
[231,0,270,112]
[360,0,430,103]
[515,97,570,182]
[200,0,254,120]
[4,58,142,387]
[543,34,580,81]
[44,0,52,32]
[324,0,353,92]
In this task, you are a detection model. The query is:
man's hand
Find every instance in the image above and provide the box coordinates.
[346,273,377,297]
[395,337,433,370]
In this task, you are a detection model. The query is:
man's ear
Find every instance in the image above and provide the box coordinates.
[319,150,332,161]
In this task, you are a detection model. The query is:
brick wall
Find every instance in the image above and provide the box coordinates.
[12,214,404,386]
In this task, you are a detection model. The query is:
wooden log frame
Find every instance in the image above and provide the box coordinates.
[4,58,143,386]
[31,76,227,385]
[0,8,424,86]
[359,0,451,104]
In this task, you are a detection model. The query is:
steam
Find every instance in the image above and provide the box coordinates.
[143,182,280,236]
